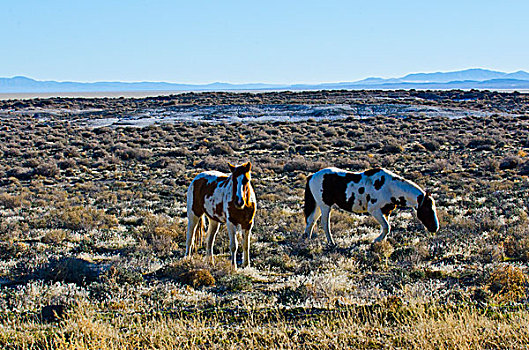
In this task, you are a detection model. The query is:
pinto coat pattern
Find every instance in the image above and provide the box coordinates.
[304,167,439,245]
[186,162,256,268]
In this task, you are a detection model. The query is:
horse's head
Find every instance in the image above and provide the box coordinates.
[417,192,439,233]
[228,162,252,209]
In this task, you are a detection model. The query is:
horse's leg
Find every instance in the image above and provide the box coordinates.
[304,205,321,239]
[227,222,238,268]
[205,219,220,264]
[185,213,201,257]
[320,205,336,246]
[242,228,252,268]
[371,209,391,242]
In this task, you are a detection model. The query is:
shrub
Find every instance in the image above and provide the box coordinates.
[103,265,143,285]
[156,259,216,288]
[295,144,319,154]
[410,143,426,152]
[58,158,77,170]
[41,229,68,244]
[34,162,59,177]
[271,141,288,150]
[164,148,191,157]
[179,269,215,288]
[210,144,234,156]
[487,265,528,303]
[422,140,441,152]
[149,157,174,169]
[137,212,184,243]
[499,156,522,170]
[0,193,23,209]
[504,235,529,262]
[333,139,353,148]
[217,274,252,292]
[278,284,310,305]
[197,156,230,172]
[381,141,403,154]
[467,138,495,150]
[52,206,118,231]
[42,257,103,284]
[372,240,394,268]
[115,147,152,160]
[5,167,34,180]
[283,158,327,172]
[483,158,499,172]
[264,253,296,272]
[518,160,529,175]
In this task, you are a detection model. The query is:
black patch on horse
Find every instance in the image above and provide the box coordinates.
[417,194,424,207]
[391,196,407,208]
[371,198,377,204]
[366,194,371,203]
[365,168,381,177]
[347,193,355,210]
[374,176,385,190]
[346,173,362,183]
[416,193,438,233]
[358,187,365,194]
[322,173,357,211]
[381,203,396,216]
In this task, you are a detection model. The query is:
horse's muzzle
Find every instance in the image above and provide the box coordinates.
[235,200,245,209]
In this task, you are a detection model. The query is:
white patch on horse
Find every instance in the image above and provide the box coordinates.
[234,174,246,206]
[345,182,356,204]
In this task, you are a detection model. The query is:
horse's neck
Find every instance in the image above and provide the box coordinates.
[391,178,425,209]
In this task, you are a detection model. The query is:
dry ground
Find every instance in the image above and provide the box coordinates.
[0,90,528,349]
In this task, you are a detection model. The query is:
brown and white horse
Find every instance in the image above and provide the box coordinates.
[185,162,256,268]
[304,167,439,245]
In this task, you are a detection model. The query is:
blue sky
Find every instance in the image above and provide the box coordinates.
[1,0,528,84]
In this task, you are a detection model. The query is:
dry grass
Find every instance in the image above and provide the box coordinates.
[1,302,529,349]
[1,90,529,348]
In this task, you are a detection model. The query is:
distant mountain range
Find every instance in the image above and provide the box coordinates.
[1,68,529,93]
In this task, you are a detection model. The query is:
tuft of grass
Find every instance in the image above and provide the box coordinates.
[487,264,528,303]
[179,269,216,288]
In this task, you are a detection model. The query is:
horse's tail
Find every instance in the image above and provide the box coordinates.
[194,216,205,252]
[304,175,316,222]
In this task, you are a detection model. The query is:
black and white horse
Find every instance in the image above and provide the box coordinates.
[304,167,439,245]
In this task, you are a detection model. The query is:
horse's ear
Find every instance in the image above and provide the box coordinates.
[244,161,252,172]
[228,163,236,172]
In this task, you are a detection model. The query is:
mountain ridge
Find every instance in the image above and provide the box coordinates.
[1,69,529,93]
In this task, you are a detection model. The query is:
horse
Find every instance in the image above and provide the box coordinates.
[185,162,256,268]
[303,167,439,245]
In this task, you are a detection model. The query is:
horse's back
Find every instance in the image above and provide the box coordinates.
[192,170,228,183]
[188,170,229,216]
[307,167,398,210]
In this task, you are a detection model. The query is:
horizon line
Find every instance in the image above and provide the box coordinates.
[3,67,528,86]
